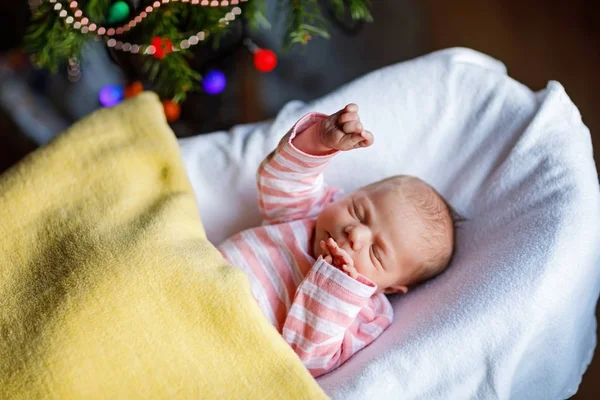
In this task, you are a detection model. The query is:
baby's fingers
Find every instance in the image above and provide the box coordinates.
[326,238,343,253]
[320,240,332,255]
[327,238,354,265]
[344,103,358,113]
[342,264,359,279]
[338,111,359,124]
[343,132,368,150]
[335,129,366,150]
[342,120,363,134]
[353,130,374,149]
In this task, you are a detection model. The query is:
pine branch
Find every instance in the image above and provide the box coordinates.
[146,50,201,103]
[282,0,329,48]
[346,0,373,22]
[326,0,372,22]
[22,0,374,101]
[86,0,110,23]
[139,3,237,100]
[242,0,271,30]
[186,5,235,49]
[25,3,86,71]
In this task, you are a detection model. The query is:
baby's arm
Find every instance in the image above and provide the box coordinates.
[281,257,393,378]
[257,104,372,225]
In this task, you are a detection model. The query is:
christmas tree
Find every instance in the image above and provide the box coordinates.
[24,0,372,118]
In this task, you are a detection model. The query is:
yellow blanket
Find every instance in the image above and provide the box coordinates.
[0,93,327,399]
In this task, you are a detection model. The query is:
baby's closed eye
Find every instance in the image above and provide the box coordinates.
[370,246,383,268]
[351,200,364,222]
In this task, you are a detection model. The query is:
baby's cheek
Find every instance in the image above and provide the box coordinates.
[353,257,369,275]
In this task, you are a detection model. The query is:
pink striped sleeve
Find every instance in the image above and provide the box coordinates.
[282,257,394,378]
[257,112,339,225]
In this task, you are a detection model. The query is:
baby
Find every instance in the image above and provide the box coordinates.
[217,104,455,377]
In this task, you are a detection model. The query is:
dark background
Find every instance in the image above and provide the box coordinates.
[1,1,599,398]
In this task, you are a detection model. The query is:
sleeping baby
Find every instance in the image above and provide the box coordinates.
[217,104,456,377]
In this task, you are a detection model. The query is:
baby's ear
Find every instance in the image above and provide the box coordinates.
[384,285,408,295]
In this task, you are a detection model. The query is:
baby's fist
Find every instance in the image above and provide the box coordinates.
[320,104,374,151]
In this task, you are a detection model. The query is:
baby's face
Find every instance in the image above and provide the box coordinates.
[313,180,424,294]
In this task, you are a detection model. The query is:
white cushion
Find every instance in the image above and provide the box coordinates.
[178,48,600,399]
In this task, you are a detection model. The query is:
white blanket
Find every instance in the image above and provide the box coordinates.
[178,48,600,399]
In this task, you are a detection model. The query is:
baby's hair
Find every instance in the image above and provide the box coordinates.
[434,199,466,280]
[380,175,464,287]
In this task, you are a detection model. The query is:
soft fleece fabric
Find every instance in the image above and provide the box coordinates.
[0,93,327,400]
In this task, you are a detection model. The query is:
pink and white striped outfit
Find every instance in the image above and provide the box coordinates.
[217,113,393,377]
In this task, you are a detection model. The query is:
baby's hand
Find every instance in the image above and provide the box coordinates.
[320,238,360,279]
[320,240,334,265]
[320,104,374,151]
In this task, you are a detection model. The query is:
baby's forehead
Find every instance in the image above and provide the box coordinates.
[361,177,445,226]
[362,177,430,202]
[357,183,413,219]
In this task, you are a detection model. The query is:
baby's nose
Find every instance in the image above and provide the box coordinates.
[345,224,371,251]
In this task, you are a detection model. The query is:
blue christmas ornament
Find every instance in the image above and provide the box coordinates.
[99,85,124,107]
[202,70,226,95]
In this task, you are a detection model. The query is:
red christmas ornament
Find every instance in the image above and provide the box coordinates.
[162,99,181,122]
[151,36,173,60]
[124,81,144,99]
[253,49,277,72]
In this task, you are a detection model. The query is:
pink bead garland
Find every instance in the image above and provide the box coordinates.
[46,0,246,55]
